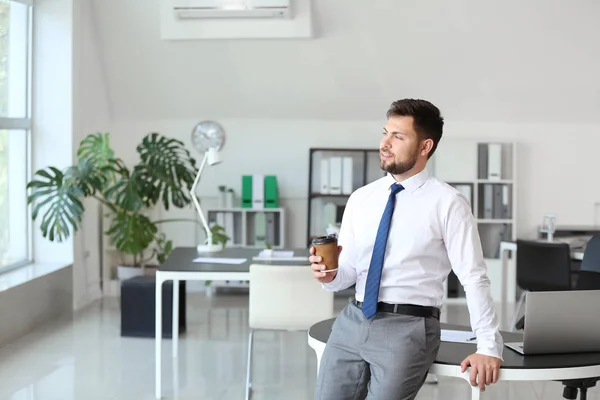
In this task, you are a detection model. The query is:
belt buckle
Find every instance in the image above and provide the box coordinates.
[392,304,399,313]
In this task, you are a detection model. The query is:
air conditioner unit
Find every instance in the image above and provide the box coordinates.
[173,0,291,19]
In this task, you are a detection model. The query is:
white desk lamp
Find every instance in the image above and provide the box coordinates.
[191,147,223,252]
[190,120,226,252]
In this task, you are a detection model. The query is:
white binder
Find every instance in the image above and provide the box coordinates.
[252,174,264,209]
[487,144,502,181]
[320,159,329,194]
[483,184,493,219]
[329,157,342,195]
[342,156,353,194]
[502,185,510,219]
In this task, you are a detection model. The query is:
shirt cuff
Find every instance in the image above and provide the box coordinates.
[321,269,343,291]
[476,341,504,361]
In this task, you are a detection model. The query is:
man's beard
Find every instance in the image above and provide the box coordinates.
[380,150,418,175]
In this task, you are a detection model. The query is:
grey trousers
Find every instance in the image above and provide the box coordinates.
[314,302,441,400]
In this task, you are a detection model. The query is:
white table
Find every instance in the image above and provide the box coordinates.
[154,247,308,399]
[308,318,600,400]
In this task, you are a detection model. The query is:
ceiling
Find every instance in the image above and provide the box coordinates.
[90,0,600,123]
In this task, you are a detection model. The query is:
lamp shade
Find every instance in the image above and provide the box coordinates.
[207,147,221,166]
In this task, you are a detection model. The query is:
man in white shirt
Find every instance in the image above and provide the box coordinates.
[310,99,503,399]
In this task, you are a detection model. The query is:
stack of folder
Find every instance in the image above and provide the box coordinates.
[241,175,279,209]
[319,156,354,195]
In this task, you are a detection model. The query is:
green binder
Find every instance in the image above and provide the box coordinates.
[242,175,253,208]
[264,175,279,208]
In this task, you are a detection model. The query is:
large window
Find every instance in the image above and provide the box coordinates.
[0,0,32,271]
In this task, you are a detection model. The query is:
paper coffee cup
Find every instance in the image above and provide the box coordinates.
[312,234,339,272]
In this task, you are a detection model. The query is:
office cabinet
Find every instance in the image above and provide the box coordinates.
[306,141,518,305]
[306,148,384,245]
[206,208,285,249]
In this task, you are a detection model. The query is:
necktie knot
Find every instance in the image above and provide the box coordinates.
[391,183,404,196]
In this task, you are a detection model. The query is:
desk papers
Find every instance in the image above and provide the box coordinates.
[441,329,477,344]
[252,249,309,262]
[192,257,247,264]
[252,256,309,261]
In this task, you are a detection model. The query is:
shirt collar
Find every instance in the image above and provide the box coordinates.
[384,168,430,194]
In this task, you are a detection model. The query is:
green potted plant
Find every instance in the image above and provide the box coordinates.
[209,224,229,248]
[26,132,208,280]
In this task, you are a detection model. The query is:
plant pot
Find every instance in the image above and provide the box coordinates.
[117,265,145,281]
[261,249,273,257]
[218,190,227,208]
[225,190,234,208]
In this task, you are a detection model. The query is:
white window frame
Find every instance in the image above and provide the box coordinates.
[0,0,33,272]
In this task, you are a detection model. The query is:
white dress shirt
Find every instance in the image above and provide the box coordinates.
[323,168,504,360]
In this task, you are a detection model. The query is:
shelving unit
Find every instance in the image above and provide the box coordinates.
[306,148,383,245]
[306,141,517,305]
[200,208,285,295]
[432,140,517,304]
[206,208,285,249]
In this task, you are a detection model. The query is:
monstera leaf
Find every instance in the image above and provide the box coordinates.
[136,133,197,210]
[26,167,84,242]
[75,132,123,193]
[105,212,157,255]
[77,132,115,169]
[64,159,108,197]
[103,164,145,212]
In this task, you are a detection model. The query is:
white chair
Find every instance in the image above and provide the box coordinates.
[245,263,334,400]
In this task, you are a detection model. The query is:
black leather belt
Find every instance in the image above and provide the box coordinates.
[354,300,440,320]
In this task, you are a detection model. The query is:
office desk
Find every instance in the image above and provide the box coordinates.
[308,318,600,400]
[155,247,309,399]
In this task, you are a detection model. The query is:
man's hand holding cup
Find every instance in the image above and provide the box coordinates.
[309,234,342,283]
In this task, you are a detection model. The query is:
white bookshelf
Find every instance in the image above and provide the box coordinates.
[431,139,517,304]
[206,207,285,249]
[200,207,286,295]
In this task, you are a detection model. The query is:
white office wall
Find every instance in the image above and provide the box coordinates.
[90,0,600,124]
[27,0,111,311]
[71,0,112,309]
[110,118,600,249]
[32,0,74,264]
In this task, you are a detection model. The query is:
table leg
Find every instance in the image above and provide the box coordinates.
[316,351,322,377]
[155,274,163,399]
[461,370,486,400]
[172,279,179,358]
[500,245,509,330]
[173,349,180,399]
[499,242,517,330]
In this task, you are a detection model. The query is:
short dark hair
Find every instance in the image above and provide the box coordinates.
[386,99,444,158]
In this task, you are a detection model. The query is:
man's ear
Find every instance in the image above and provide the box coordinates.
[421,139,434,157]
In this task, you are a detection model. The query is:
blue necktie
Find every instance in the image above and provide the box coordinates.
[362,183,404,319]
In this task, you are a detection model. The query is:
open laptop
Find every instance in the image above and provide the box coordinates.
[505,290,600,355]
